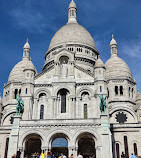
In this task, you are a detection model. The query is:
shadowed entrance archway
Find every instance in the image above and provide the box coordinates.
[24,134,41,158]
[51,133,68,157]
[77,133,96,158]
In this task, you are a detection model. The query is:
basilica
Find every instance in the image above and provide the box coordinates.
[0,1,141,158]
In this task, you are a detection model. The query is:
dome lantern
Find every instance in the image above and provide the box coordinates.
[110,34,118,57]
[68,0,77,23]
[23,38,30,60]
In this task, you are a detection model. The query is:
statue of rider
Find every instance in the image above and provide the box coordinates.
[16,97,24,115]
[99,94,107,114]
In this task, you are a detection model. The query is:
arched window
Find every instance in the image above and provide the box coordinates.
[81,92,89,101]
[120,86,123,95]
[58,89,69,113]
[59,56,69,64]
[19,89,21,96]
[107,88,109,98]
[25,88,28,94]
[84,104,87,119]
[124,136,129,158]
[133,143,138,156]
[14,89,18,99]
[132,88,134,98]
[100,86,102,92]
[129,87,130,97]
[115,86,118,95]
[40,105,44,119]
[4,138,9,158]
[39,93,46,99]
[10,116,14,124]
[116,143,120,158]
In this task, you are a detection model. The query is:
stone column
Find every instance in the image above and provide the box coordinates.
[96,146,102,158]
[100,114,112,158]
[7,114,21,158]
[33,98,38,119]
[52,97,57,118]
[69,146,76,157]
[70,97,75,119]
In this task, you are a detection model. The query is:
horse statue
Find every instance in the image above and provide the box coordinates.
[16,97,24,115]
[99,94,107,114]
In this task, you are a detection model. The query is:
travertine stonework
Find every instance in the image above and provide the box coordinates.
[0,1,141,158]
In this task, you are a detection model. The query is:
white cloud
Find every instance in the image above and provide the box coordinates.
[10,8,48,33]
[121,41,141,59]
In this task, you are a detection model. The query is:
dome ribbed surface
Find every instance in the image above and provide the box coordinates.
[105,56,132,79]
[95,58,105,68]
[8,60,36,82]
[48,23,96,50]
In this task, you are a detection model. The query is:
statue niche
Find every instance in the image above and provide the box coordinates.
[59,56,69,78]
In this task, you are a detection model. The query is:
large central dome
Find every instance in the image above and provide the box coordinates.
[48,23,96,50]
[48,0,96,51]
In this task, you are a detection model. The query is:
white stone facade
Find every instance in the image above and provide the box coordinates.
[0,1,141,158]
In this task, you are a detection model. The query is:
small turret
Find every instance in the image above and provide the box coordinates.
[94,55,105,80]
[94,56,106,95]
[23,39,30,60]
[110,34,118,57]
[68,0,77,23]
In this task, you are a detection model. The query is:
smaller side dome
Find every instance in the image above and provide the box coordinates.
[94,55,105,69]
[136,91,141,102]
[106,35,132,80]
[105,56,132,79]
[23,38,30,49]
[136,90,141,109]
[24,60,37,73]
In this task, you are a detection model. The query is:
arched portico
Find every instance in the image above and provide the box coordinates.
[73,130,102,158]
[18,130,46,158]
[47,131,71,157]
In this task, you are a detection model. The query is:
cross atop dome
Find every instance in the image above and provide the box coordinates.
[68,0,77,23]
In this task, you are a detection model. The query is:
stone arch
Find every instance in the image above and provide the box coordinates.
[54,86,73,96]
[1,110,16,125]
[130,140,138,146]
[34,88,51,99]
[18,130,46,148]
[115,140,122,146]
[73,130,100,158]
[109,106,137,122]
[130,140,138,156]
[46,129,72,148]
[76,87,94,98]
[55,50,74,63]
[72,129,101,147]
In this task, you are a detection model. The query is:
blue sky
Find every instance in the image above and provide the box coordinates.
[0,0,141,95]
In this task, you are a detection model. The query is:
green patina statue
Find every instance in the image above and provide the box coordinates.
[16,97,24,115]
[99,94,107,114]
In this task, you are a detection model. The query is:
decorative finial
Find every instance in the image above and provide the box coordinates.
[26,38,29,43]
[68,0,77,23]
[112,34,114,39]
[98,55,100,59]
[138,89,140,93]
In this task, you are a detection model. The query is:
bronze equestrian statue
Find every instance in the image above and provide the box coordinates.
[99,94,107,114]
[16,97,24,115]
